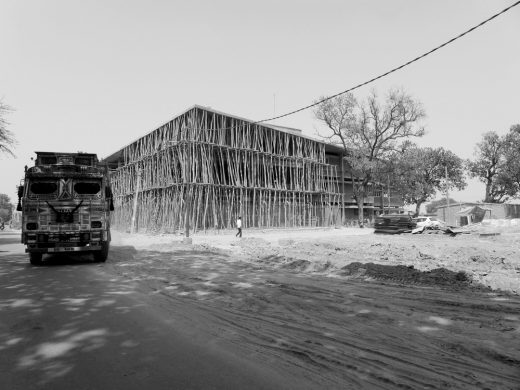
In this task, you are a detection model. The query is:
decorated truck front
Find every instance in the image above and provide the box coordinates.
[17,152,114,265]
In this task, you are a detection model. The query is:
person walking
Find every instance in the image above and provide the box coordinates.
[235,216,242,238]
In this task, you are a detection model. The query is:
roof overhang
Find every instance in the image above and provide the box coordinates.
[101,105,350,164]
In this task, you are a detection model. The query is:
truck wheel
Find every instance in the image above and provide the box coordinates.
[94,242,109,262]
[29,252,43,265]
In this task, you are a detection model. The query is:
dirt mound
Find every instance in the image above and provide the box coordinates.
[281,259,311,271]
[340,262,480,289]
[114,229,520,294]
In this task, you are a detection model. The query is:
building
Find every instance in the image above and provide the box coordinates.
[435,201,520,226]
[103,105,402,233]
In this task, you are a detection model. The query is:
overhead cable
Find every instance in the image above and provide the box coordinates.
[256,0,520,124]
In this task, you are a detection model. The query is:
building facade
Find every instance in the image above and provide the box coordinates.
[436,202,520,226]
[103,106,402,233]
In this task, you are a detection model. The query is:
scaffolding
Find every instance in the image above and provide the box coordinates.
[108,106,341,233]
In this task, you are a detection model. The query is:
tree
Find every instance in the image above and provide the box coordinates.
[0,194,13,222]
[501,124,520,198]
[314,88,426,226]
[0,100,16,157]
[390,146,466,216]
[466,131,515,203]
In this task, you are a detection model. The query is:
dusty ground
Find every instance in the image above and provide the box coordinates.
[115,222,520,294]
[100,224,520,389]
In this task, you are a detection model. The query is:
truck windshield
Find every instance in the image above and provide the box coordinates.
[74,181,101,195]
[30,181,58,195]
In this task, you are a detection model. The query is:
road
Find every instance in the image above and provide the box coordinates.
[1,230,520,389]
[0,231,312,390]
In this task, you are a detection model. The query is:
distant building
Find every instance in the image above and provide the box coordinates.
[103,105,403,232]
[435,202,520,226]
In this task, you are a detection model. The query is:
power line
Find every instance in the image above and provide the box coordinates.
[256,0,520,124]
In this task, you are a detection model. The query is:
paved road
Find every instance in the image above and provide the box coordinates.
[0,231,309,390]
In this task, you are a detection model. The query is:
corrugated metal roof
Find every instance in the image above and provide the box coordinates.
[456,205,492,216]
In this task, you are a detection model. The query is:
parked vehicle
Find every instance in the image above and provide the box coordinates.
[17,152,114,265]
[374,214,417,234]
[412,216,443,229]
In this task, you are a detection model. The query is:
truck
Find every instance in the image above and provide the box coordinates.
[16,152,114,265]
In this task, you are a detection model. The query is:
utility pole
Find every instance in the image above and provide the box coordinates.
[130,169,141,234]
[387,174,391,213]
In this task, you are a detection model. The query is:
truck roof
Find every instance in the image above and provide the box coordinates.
[33,151,99,167]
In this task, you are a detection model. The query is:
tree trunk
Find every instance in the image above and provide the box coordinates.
[353,179,367,228]
[356,196,365,227]
[485,181,493,203]
[414,202,422,217]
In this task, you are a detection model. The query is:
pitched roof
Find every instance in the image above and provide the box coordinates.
[103,105,344,163]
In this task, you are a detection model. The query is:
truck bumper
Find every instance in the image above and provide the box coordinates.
[26,244,103,254]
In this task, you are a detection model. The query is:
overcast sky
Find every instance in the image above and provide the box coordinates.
[1,0,519,204]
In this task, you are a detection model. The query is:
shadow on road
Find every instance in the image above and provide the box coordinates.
[0,249,142,387]
[0,243,298,390]
[2,231,520,389]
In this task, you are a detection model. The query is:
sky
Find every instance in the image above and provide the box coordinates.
[1,0,519,205]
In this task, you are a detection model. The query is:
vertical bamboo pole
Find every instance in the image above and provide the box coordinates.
[130,170,141,234]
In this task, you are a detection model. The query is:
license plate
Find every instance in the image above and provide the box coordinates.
[48,247,80,253]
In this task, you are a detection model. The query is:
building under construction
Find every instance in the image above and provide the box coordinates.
[103,105,402,233]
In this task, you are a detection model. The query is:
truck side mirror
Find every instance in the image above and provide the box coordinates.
[16,185,24,211]
[105,186,114,211]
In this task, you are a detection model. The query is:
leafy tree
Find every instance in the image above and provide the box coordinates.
[425,197,458,214]
[501,124,520,198]
[314,88,425,226]
[0,194,13,222]
[0,100,16,157]
[466,130,517,203]
[390,146,466,216]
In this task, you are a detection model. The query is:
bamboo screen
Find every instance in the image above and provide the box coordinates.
[110,107,341,233]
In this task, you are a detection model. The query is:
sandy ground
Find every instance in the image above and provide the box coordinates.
[103,225,520,388]
[113,223,520,295]
[6,224,519,388]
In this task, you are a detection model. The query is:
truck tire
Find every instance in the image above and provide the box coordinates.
[29,252,43,265]
[94,242,109,262]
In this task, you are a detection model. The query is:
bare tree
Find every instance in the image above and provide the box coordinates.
[315,88,426,226]
[0,100,16,157]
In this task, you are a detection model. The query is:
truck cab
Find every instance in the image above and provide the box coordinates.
[17,152,114,265]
